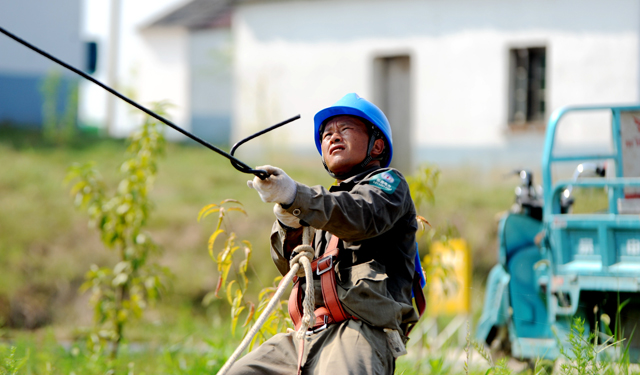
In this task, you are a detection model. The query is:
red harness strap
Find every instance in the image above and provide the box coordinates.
[407,271,427,334]
[288,235,352,331]
[288,235,427,335]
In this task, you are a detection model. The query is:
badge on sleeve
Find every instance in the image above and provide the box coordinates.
[369,170,400,194]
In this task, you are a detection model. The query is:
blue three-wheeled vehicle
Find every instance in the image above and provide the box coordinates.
[477,104,640,359]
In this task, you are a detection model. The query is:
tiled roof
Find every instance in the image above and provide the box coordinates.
[146,0,233,30]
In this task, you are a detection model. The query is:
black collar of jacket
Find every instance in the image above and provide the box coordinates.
[329,166,382,193]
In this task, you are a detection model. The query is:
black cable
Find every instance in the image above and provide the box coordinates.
[0,25,297,179]
[230,114,301,172]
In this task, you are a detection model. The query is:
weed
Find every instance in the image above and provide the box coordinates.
[408,165,440,211]
[532,358,553,375]
[464,320,471,374]
[558,317,601,374]
[161,337,228,374]
[471,339,510,375]
[409,165,460,298]
[199,199,291,350]
[0,346,28,375]
[555,316,632,375]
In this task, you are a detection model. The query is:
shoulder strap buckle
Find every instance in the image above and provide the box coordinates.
[306,315,329,335]
[316,255,334,275]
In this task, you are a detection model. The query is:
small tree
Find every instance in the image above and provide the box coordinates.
[40,69,78,145]
[66,103,171,359]
[199,200,291,350]
[407,165,460,291]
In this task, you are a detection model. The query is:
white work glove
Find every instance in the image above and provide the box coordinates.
[274,204,301,229]
[247,165,297,204]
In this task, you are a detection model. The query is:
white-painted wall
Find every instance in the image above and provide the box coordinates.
[0,0,82,74]
[78,0,110,128]
[233,0,640,168]
[79,0,191,137]
[0,0,82,126]
[136,26,190,138]
[189,28,233,145]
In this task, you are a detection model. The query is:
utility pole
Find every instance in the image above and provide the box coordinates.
[105,0,121,135]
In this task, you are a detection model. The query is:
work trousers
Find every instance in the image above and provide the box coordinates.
[225,319,395,375]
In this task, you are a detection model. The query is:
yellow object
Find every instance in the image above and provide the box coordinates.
[426,238,471,316]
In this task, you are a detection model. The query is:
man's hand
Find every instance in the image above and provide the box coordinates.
[247,165,297,204]
[274,203,301,229]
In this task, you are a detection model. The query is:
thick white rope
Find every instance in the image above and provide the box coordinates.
[216,227,315,375]
[298,226,316,338]
[293,245,315,339]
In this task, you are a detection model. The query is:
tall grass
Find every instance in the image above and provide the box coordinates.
[0,331,231,374]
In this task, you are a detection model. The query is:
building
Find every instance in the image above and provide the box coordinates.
[0,0,233,145]
[4,0,637,172]
[145,0,234,145]
[232,0,640,172]
[0,0,84,128]
[80,0,233,144]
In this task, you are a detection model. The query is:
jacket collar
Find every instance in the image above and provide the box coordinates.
[329,166,382,192]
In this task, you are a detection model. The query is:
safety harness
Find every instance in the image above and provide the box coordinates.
[288,235,427,335]
[288,236,351,332]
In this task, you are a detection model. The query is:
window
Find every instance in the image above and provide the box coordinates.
[508,47,546,125]
[85,41,98,75]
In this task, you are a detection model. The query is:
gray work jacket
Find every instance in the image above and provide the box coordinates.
[270,166,419,336]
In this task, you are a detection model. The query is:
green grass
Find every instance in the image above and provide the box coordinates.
[1,327,233,374]
[0,127,536,373]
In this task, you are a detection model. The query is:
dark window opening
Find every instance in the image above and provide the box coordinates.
[509,47,546,125]
[85,41,98,75]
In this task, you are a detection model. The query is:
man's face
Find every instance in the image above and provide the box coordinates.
[321,115,370,176]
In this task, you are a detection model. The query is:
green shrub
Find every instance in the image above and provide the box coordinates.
[66,103,172,359]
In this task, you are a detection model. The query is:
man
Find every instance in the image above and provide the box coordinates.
[229,93,420,375]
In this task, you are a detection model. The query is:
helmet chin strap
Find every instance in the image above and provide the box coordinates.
[323,128,384,180]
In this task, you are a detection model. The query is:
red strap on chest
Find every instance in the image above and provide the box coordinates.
[407,271,427,335]
[288,235,352,331]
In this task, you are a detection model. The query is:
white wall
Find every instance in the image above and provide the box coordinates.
[0,0,82,126]
[189,28,233,145]
[78,0,110,127]
[136,26,189,139]
[0,0,82,74]
[234,0,640,168]
[79,0,190,137]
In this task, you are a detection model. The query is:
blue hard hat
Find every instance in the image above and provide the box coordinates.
[313,93,394,168]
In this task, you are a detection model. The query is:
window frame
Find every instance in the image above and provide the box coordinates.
[507,45,547,131]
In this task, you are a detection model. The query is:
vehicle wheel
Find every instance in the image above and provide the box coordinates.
[489,325,512,357]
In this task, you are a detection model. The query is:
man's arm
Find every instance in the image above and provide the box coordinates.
[269,221,304,275]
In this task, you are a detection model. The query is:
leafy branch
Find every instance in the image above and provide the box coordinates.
[199,200,291,350]
[66,102,172,359]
